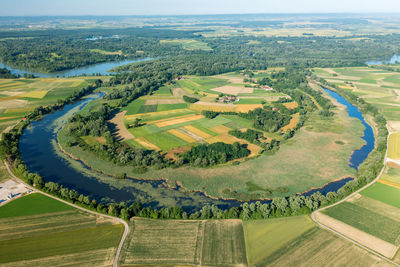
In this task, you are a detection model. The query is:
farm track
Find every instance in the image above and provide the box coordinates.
[3,161,129,267]
[312,132,400,266]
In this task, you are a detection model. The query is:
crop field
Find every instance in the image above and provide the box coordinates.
[360,182,400,209]
[0,77,97,125]
[0,193,124,266]
[244,215,315,266]
[120,218,246,266]
[388,133,400,159]
[280,112,300,132]
[313,66,400,121]
[260,225,394,266]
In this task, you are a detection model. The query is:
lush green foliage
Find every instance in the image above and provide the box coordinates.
[183,95,199,103]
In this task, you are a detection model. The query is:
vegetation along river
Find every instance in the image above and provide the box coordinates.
[18,82,375,211]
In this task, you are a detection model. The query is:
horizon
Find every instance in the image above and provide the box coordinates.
[1,0,400,16]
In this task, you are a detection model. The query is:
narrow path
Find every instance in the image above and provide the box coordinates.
[311,132,400,266]
[3,161,129,267]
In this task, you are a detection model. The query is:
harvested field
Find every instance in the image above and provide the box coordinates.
[316,211,398,258]
[134,137,160,150]
[108,111,134,141]
[212,85,253,95]
[191,102,262,113]
[281,113,300,132]
[122,219,202,265]
[388,133,400,160]
[145,99,184,105]
[282,101,298,109]
[184,125,212,138]
[168,129,197,143]
[19,90,48,99]
[236,104,263,112]
[121,218,247,266]
[209,124,231,134]
[154,114,204,127]
[201,220,247,266]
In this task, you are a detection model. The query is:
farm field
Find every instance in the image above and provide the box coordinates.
[160,39,212,51]
[313,66,400,122]
[120,218,247,266]
[388,133,400,160]
[0,193,124,266]
[0,77,104,126]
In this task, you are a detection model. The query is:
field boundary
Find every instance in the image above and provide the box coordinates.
[3,161,128,267]
[312,132,400,266]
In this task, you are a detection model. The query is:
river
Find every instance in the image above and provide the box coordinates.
[366,54,400,65]
[0,58,152,78]
[17,83,375,211]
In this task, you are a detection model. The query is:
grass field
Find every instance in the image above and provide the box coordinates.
[0,193,123,266]
[360,183,400,209]
[120,218,246,266]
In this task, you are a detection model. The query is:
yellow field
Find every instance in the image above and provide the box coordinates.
[183,125,212,138]
[283,101,298,109]
[388,133,400,159]
[135,137,160,150]
[339,85,355,90]
[206,134,238,144]
[209,125,231,134]
[281,113,300,132]
[378,179,400,190]
[236,104,263,112]
[18,90,48,99]
[191,103,237,113]
[154,114,204,127]
[125,109,192,121]
[168,129,197,143]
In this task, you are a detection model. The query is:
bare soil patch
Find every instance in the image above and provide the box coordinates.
[212,85,253,95]
[108,111,134,141]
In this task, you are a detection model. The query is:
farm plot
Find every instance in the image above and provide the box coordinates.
[388,133,400,160]
[280,112,300,132]
[120,218,247,266]
[176,77,229,95]
[260,226,393,267]
[212,85,254,95]
[0,193,123,266]
[360,182,400,209]
[244,215,314,266]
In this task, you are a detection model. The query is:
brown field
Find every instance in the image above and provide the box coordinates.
[212,85,253,95]
[339,85,355,90]
[135,137,160,150]
[236,104,264,112]
[205,134,239,144]
[168,129,197,143]
[184,125,212,138]
[314,212,398,258]
[154,114,204,127]
[145,99,184,105]
[283,101,298,109]
[281,113,300,132]
[108,111,134,141]
[164,146,191,160]
[0,116,18,121]
[191,102,237,112]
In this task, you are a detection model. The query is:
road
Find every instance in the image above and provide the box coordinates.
[3,161,129,267]
[311,132,400,266]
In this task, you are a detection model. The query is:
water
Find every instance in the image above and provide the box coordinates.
[18,83,374,210]
[366,54,400,65]
[323,88,375,169]
[0,58,152,78]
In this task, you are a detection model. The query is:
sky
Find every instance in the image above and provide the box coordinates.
[1,0,400,16]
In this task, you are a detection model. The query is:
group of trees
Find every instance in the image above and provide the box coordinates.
[182,95,199,103]
[240,108,292,132]
[179,142,250,167]
[0,67,16,78]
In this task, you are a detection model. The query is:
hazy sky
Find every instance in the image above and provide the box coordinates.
[1,0,400,16]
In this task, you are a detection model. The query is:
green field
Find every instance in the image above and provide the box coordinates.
[177,77,229,94]
[260,226,392,266]
[160,39,212,51]
[144,131,189,150]
[244,215,314,266]
[124,99,146,115]
[0,193,123,266]
[323,200,400,244]
[120,218,246,266]
[156,103,187,112]
[153,85,172,96]
[360,183,400,208]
